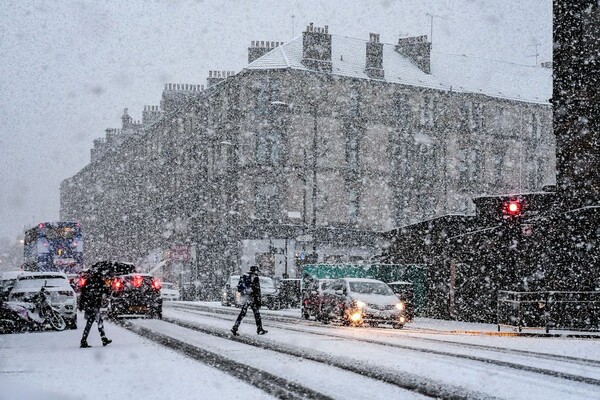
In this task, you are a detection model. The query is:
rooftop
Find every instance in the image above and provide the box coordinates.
[246,34,551,104]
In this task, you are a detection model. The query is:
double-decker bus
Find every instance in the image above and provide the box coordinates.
[23,222,83,274]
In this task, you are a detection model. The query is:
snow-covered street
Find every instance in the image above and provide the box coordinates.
[2,302,600,400]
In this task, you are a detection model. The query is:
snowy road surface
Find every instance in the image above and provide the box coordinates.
[1,302,600,399]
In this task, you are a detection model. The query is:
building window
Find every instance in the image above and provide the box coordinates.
[493,153,504,186]
[270,78,281,102]
[392,94,412,125]
[462,101,483,131]
[257,129,282,166]
[349,88,359,117]
[257,78,281,113]
[468,149,479,182]
[347,134,359,171]
[255,184,279,219]
[459,148,479,183]
[349,189,358,223]
[420,96,435,127]
[527,113,542,142]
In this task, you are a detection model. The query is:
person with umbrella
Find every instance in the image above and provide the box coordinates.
[79,268,112,348]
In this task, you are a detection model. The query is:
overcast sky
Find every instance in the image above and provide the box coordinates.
[0,0,552,241]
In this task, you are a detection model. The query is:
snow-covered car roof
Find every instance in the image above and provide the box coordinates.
[0,270,31,280]
[16,272,67,280]
[388,281,414,285]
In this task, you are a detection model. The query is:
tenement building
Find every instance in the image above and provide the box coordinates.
[60,24,553,299]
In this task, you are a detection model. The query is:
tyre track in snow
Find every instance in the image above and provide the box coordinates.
[170,302,600,368]
[168,303,600,387]
[154,313,498,400]
[118,319,334,400]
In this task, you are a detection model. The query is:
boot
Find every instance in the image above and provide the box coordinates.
[257,329,268,335]
[102,337,112,347]
[80,340,91,348]
[230,328,239,336]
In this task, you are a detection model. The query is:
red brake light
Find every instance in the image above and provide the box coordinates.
[151,278,161,291]
[78,277,87,287]
[132,275,144,288]
[38,223,44,229]
[112,278,123,291]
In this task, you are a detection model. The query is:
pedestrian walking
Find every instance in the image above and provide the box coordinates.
[231,265,268,336]
[79,270,112,348]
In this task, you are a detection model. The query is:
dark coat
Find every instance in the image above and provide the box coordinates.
[238,272,262,307]
[79,273,109,311]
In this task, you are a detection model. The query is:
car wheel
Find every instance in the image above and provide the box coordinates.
[67,317,77,330]
[301,307,310,319]
[392,323,404,329]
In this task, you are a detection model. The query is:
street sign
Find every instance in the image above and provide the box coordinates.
[170,244,190,261]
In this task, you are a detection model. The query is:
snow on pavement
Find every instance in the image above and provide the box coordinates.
[0,314,273,400]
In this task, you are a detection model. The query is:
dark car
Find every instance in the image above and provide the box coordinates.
[80,261,162,319]
[107,273,162,319]
[301,279,333,319]
[387,281,415,321]
[320,278,407,328]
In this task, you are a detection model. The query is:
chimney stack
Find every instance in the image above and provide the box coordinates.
[248,40,284,64]
[365,33,384,79]
[395,35,431,74]
[207,70,235,87]
[301,22,332,72]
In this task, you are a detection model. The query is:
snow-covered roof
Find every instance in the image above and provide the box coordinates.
[246,34,551,104]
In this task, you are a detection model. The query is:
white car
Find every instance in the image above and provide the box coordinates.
[160,282,181,301]
[8,272,77,329]
[0,270,31,300]
[320,278,407,328]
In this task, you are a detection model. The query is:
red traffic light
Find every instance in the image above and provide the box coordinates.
[503,200,523,216]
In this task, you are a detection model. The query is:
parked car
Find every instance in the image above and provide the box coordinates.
[319,278,407,328]
[160,282,181,301]
[224,274,279,309]
[221,275,240,307]
[387,281,415,321]
[80,261,163,319]
[301,278,333,319]
[8,272,77,329]
[0,271,30,301]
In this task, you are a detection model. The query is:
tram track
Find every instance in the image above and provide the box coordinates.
[168,303,600,386]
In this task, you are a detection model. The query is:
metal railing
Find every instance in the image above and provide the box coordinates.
[497,290,600,333]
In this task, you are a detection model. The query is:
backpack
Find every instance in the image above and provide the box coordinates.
[237,274,252,295]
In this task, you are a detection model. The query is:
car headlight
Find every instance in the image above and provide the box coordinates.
[395,301,405,310]
[354,300,366,308]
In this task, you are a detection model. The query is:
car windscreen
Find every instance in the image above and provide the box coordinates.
[348,281,394,296]
[13,277,71,290]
